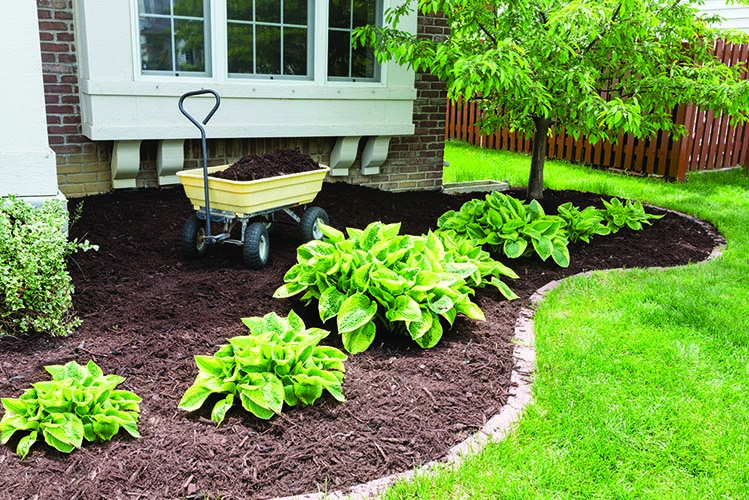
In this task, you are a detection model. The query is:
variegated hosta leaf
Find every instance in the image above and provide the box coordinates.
[180,312,347,424]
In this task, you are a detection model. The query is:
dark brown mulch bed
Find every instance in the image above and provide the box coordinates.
[0,181,719,500]
[209,149,323,181]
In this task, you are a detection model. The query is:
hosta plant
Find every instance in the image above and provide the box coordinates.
[178,311,347,425]
[602,197,664,232]
[557,202,612,243]
[437,192,571,267]
[274,221,518,354]
[0,360,141,459]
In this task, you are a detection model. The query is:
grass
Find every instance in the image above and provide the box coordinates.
[378,141,749,500]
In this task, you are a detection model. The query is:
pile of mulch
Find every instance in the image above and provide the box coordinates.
[0,178,719,499]
[209,148,322,181]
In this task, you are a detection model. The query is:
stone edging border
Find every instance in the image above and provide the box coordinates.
[276,208,725,500]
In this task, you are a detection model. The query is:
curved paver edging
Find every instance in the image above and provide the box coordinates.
[275,208,725,500]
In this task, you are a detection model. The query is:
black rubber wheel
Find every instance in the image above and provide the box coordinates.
[299,207,329,242]
[248,215,275,234]
[243,222,270,269]
[181,214,208,260]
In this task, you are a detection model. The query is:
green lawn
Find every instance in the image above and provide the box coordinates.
[378,141,749,500]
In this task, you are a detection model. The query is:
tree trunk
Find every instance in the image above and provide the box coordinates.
[527,116,552,200]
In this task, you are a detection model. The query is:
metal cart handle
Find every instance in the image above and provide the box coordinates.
[178,89,221,240]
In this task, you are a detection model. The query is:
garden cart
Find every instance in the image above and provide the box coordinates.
[176,89,330,269]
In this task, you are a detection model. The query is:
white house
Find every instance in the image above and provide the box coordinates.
[1,1,743,205]
[700,0,749,31]
[2,0,449,204]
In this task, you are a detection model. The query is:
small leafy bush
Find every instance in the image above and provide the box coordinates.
[437,192,571,267]
[178,311,347,424]
[557,202,612,243]
[274,221,518,354]
[602,197,664,231]
[0,196,97,336]
[0,360,141,459]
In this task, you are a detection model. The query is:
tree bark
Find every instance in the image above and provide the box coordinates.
[527,116,552,200]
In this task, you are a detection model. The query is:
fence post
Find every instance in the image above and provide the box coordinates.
[676,104,696,181]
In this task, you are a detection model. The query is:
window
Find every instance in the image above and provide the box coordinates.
[227,0,313,79]
[138,0,210,76]
[328,0,381,81]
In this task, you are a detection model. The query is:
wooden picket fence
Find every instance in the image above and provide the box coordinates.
[445,39,749,180]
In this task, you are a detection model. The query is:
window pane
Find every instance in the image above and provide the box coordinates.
[329,0,351,29]
[255,25,281,74]
[352,0,376,27]
[227,0,253,21]
[173,0,203,17]
[140,0,170,15]
[328,29,350,77]
[284,27,307,75]
[140,17,172,71]
[351,42,374,78]
[174,19,205,72]
[256,0,281,23]
[228,23,255,73]
[284,0,307,26]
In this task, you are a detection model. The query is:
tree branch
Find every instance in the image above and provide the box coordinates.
[581,2,623,57]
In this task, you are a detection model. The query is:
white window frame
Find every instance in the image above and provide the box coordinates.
[137,0,212,77]
[226,0,314,80]
[327,0,383,82]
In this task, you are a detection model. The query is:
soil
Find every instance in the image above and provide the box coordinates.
[0,178,720,500]
[209,149,322,181]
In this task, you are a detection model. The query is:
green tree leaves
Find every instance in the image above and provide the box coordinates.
[0,360,141,458]
[355,0,749,197]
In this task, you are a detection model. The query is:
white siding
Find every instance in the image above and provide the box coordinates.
[699,0,749,32]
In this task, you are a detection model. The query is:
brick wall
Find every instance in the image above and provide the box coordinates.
[37,2,447,197]
[38,0,112,198]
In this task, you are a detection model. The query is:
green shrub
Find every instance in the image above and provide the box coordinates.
[0,360,141,458]
[601,197,664,231]
[179,311,347,424]
[437,192,571,267]
[274,222,518,354]
[0,196,96,336]
[557,202,612,243]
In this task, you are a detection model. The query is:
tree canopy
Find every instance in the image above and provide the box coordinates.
[355,0,749,198]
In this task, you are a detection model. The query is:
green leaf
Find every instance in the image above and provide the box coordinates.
[532,236,554,261]
[318,286,347,323]
[337,294,377,334]
[457,300,486,321]
[293,374,325,406]
[239,393,275,420]
[504,239,528,259]
[211,394,235,426]
[43,414,84,449]
[273,281,307,298]
[320,223,345,242]
[386,294,423,323]
[92,419,119,441]
[2,397,31,416]
[86,360,104,379]
[552,241,571,268]
[428,294,453,314]
[16,431,38,459]
[194,355,225,377]
[410,312,444,349]
[177,384,215,412]
[341,321,377,354]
